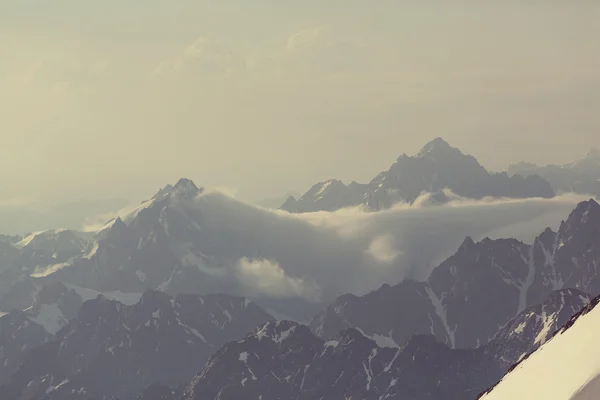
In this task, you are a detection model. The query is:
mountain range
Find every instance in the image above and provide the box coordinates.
[137,288,589,400]
[0,197,597,399]
[1,138,600,399]
[282,137,555,213]
[311,199,600,349]
[508,148,600,199]
[0,289,273,400]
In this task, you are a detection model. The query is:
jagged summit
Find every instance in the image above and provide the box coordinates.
[417,137,455,156]
[151,178,201,201]
[459,236,475,250]
[174,177,199,191]
[564,198,600,224]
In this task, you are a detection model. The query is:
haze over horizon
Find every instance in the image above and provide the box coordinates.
[2,1,599,205]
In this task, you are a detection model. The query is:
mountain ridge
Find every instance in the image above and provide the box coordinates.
[282,137,555,213]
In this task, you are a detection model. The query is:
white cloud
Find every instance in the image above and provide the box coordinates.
[285,27,323,52]
[235,257,322,301]
[184,189,588,302]
[367,235,401,263]
[152,37,237,77]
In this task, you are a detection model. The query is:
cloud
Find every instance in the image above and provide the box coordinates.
[235,258,322,301]
[285,27,323,52]
[367,235,401,263]
[183,189,588,303]
[152,37,237,77]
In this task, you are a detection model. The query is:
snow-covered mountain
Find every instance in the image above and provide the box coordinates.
[137,288,589,400]
[479,293,600,400]
[508,148,600,198]
[311,199,600,349]
[0,180,283,317]
[282,137,555,213]
[0,193,595,399]
[0,290,273,400]
[0,228,97,311]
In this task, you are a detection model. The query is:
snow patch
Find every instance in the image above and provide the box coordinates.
[29,304,67,335]
[425,287,456,348]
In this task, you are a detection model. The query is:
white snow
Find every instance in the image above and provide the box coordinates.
[239,351,257,381]
[425,287,456,348]
[481,302,600,400]
[29,304,67,334]
[512,321,528,336]
[355,328,400,348]
[533,310,556,345]
[315,180,334,196]
[30,261,74,278]
[273,324,295,344]
[517,247,536,314]
[186,326,207,343]
[14,231,45,249]
[320,340,340,357]
[83,242,99,260]
[372,333,400,348]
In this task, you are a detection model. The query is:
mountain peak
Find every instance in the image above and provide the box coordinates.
[571,198,600,218]
[459,236,476,251]
[558,199,600,238]
[174,178,199,191]
[417,137,454,156]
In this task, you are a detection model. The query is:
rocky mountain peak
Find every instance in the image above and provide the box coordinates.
[417,137,454,156]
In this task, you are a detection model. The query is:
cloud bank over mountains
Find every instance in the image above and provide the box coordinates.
[166,188,587,302]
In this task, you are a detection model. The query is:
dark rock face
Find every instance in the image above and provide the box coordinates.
[282,138,554,213]
[312,200,600,350]
[310,280,450,347]
[143,289,588,400]
[0,311,52,385]
[136,384,181,400]
[0,291,273,400]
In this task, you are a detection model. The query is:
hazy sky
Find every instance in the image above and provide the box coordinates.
[1,1,599,204]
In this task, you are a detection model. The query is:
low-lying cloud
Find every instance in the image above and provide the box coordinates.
[185,190,588,303]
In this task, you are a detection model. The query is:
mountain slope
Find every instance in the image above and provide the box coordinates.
[311,199,600,349]
[283,137,555,213]
[0,290,273,400]
[479,294,600,400]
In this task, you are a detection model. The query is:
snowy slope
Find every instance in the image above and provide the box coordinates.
[480,296,600,399]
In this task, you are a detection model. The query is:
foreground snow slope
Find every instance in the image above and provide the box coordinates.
[480,297,600,399]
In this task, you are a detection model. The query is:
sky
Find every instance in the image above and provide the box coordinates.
[1,1,599,207]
